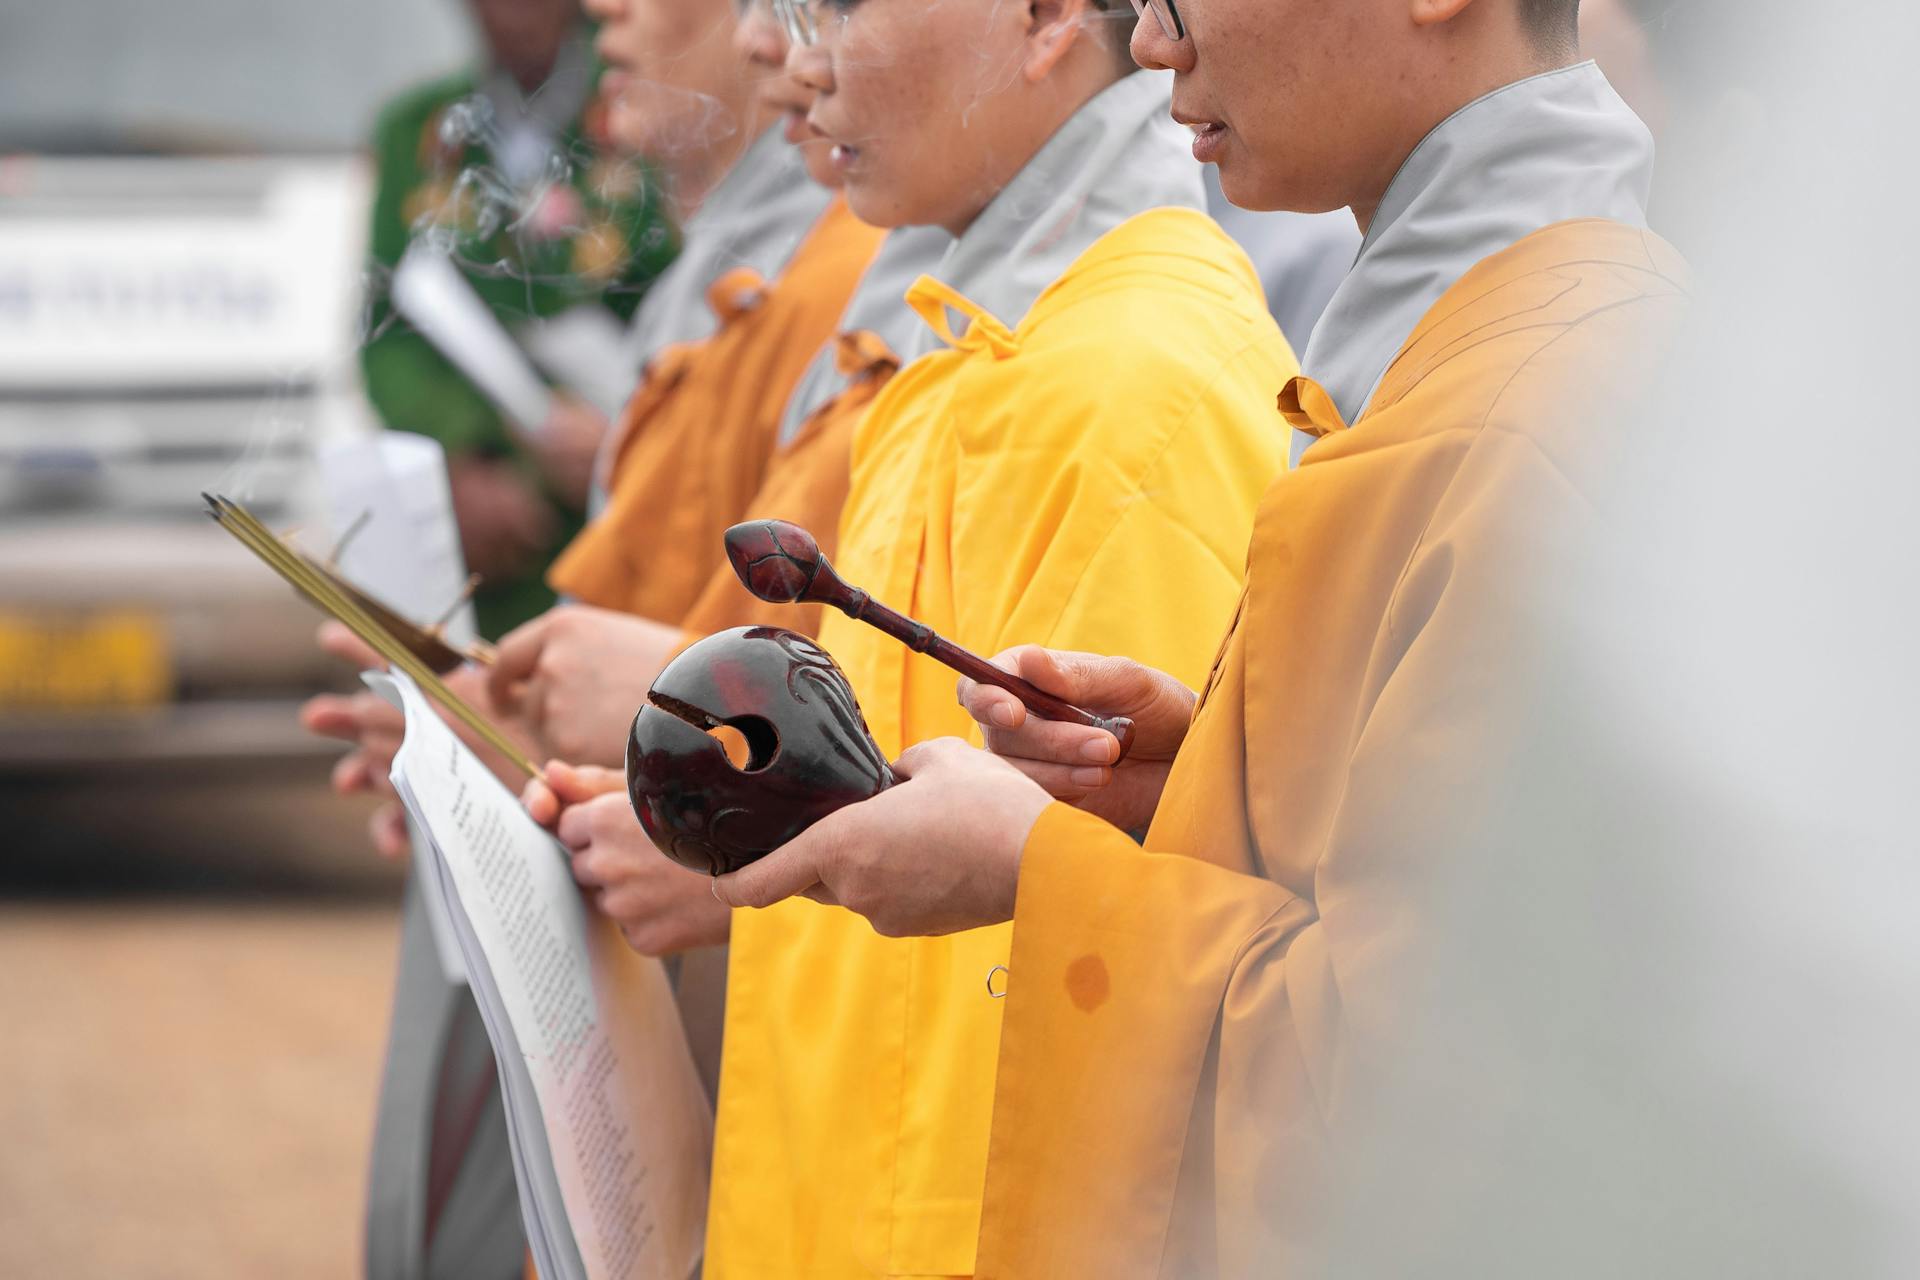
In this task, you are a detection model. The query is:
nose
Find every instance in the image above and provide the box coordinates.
[732,6,789,69]
[1130,10,1192,73]
[787,38,833,96]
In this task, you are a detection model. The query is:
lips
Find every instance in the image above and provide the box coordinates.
[829,143,861,175]
[1188,120,1226,164]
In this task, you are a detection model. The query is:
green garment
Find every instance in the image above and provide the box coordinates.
[361,59,678,638]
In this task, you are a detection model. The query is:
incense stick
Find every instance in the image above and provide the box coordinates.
[204,493,541,780]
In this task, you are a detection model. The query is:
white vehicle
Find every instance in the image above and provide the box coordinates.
[0,0,469,869]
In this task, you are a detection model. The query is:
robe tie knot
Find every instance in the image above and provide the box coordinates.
[906,276,1021,359]
[707,267,770,324]
[1276,376,1348,437]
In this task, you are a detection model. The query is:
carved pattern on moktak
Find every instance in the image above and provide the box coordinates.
[625,626,895,877]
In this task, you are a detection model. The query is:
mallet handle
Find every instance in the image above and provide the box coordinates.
[826,582,1136,761]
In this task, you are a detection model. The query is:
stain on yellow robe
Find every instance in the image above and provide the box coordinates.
[972,220,1690,1279]
[708,207,1297,1279]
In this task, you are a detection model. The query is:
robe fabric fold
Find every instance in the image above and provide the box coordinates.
[709,202,1297,1278]
[546,196,885,620]
[972,218,1689,1279]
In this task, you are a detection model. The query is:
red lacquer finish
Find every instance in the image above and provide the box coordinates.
[626,625,895,875]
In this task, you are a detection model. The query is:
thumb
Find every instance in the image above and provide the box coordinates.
[712,832,830,910]
[543,760,627,806]
[488,613,549,709]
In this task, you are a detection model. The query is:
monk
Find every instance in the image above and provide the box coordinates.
[305,0,839,848]
[528,0,1303,1275]
[303,1,857,1273]
[709,0,1687,1274]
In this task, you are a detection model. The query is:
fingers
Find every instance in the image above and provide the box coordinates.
[983,717,1121,767]
[331,751,371,796]
[543,759,627,805]
[369,803,411,859]
[301,692,403,744]
[712,832,829,909]
[958,679,1028,731]
[522,776,561,828]
[317,620,385,671]
[300,693,362,742]
[488,612,551,710]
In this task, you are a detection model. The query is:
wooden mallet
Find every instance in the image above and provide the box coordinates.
[723,519,1135,761]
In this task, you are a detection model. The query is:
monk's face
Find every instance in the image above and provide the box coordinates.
[585,0,763,160]
[1133,0,1499,217]
[790,0,1108,233]
[467,0,580,90]
[735,0,840,187]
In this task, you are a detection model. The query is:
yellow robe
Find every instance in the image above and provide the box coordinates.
[547,196,884,622]
[709,207,1297,1278]
[971,220,1690,1278]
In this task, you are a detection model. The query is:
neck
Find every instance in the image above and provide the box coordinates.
[1350,47,1577,234]
[942,65,1123,239]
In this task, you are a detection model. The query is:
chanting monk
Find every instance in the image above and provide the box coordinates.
[311,1,841,1274]
[306,0,834,840]
[546,0,1295,1274]
[709,0,1688,1275]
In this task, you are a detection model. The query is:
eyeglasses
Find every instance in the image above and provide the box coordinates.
[772,0,825,46]
[1128,0,1184,41]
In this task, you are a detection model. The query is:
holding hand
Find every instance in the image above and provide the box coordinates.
[303,620,540,858]
[488,605,687,767]
[959,646,1195,834]
[713,738,1052,938]
[524,761,731,956]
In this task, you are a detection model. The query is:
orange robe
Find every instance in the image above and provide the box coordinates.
[973,221,1690,1278]
[546,196,884,625]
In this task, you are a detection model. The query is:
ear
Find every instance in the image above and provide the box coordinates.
[1023,0,1094,82]
[1409,0,1478,26]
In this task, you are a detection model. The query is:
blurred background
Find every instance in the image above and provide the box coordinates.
[1,2,474,1274]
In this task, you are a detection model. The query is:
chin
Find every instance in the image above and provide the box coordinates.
[842,183,914,232]
[1216,159,1286,213]
[1219,160,1339,217]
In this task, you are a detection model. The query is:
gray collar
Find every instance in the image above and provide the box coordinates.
[910,71,1204,356]
[1301,61,1655,428]
[775,224,951,444]
[623,125,830,365]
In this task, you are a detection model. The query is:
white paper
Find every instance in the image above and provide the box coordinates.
[318,430,478,651]
[391,245,556,432]
[519,306,641,422]
[372,671,712,1280]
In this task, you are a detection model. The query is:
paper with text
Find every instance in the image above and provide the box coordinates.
[375,671,711,1280]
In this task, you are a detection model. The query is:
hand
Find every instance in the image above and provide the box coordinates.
[526,761,731,955]
[959,646,1195,834]
[489,605,686,767]
[521,757,625,828]
[713,738,1051,938]
[299,685,412,860]
[301,683,404,799]
[307,621,539,793]
[447,454,557,583]
[523,394,610,511]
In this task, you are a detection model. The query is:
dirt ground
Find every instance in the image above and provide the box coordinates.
[0,897,403,1279]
